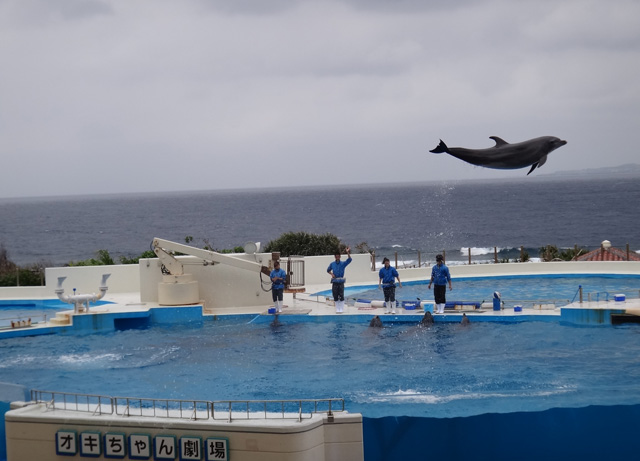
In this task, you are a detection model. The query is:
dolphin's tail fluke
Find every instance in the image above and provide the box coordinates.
[429,140,448,154]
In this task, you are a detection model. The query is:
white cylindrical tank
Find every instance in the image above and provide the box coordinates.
[158,274,200,306]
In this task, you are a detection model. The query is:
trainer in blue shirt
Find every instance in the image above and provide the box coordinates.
[270,261,287,313]
[378,257,402,314]
[327,247,352,314]
[428,254,452,314]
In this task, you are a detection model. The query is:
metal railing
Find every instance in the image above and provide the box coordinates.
[210,398,344,422]
[0,313,47,330]
[114,396,210,420]
[283,257,305,289]
[30,390,344,423]
[31,390,114,416]
[572,286,640,304]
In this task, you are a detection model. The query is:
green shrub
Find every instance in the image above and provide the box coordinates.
[119,250,157,265]
[539,245,586,261]
[264,232,346,257]
[67,249,115,266]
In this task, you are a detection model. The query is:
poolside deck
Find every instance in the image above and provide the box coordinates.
[2,261,640,461]
[2,280,639,340]
[2,259,640,338]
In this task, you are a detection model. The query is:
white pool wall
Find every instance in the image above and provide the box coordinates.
[1,256,639,309]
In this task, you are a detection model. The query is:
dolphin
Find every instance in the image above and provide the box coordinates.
[429,136,567,175]
[270,314,281,327]
[419,312,434,326]
[369,315,383,328]
[460,313,470,326]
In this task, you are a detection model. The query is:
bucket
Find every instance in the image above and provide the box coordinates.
[514,305,522,312]
[268,308,276,314]
[614,294,626,302]
[402,301,418,310]
[420,302,434,313]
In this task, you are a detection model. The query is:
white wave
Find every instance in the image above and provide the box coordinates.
[460,247,508,256]
[0,355,37,368]
[57,353,123,365]
[354,386,575,405]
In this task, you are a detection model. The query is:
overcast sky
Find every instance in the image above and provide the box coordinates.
[1,0,639,198]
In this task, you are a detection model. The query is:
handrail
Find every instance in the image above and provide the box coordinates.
[29,390,344,422]
[32,390,114,415]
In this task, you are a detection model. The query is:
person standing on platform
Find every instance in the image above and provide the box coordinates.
[327,247,352,314]
[428,254,452,314]
[378,257,402,314]
[270,260,287,313]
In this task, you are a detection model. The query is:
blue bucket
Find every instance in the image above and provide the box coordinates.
[402,301,418,310]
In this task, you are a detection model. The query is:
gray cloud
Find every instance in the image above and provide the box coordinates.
[0,0,639,197]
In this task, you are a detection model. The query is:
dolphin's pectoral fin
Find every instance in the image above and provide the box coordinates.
[489,136,509,147]
[538,155,548,168]
[527,155,547,174]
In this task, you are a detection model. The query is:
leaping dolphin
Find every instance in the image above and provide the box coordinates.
[429,136,567,175]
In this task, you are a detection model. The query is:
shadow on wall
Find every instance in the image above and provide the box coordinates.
[364,404,640,461]
[0,382,30,461]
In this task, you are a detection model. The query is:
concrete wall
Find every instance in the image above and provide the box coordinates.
[45,265,140,293]
[0,265,140,301]
[139,254,276,309]
[1,258,638,308]
[5,403,363,461]
[302,254,388,286]
[394,260,640,282]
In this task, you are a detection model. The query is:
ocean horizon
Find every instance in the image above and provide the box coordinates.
[1,172,639,267]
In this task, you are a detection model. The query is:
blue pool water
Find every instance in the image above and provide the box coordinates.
[325,274,640,308]
[2,318,640,419]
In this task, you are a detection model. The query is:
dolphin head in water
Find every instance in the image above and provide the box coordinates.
[419,311,434,326]
[369,315,384,328]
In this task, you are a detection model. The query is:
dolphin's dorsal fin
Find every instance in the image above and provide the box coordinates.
[489,136,509,147]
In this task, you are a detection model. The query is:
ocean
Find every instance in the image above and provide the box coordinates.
[1,174,639,267]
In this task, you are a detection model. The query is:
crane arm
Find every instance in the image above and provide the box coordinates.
[152,237,271,276]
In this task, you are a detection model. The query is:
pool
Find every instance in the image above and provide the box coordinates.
[3,319,640,419]
[3,317,640,460]
[0,299,111,328]
[3,272,640,460]
[317,274,640,308]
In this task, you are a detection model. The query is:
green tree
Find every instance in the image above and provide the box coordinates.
[539,245,560,262]
[540,245,587,261]
[119,250,157,265]
[539,245,586,261]
[264,231,346,257]
[0,244,16,275]
[516,249,530,262]
[67,249,115,266]
[354,241,373,254]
